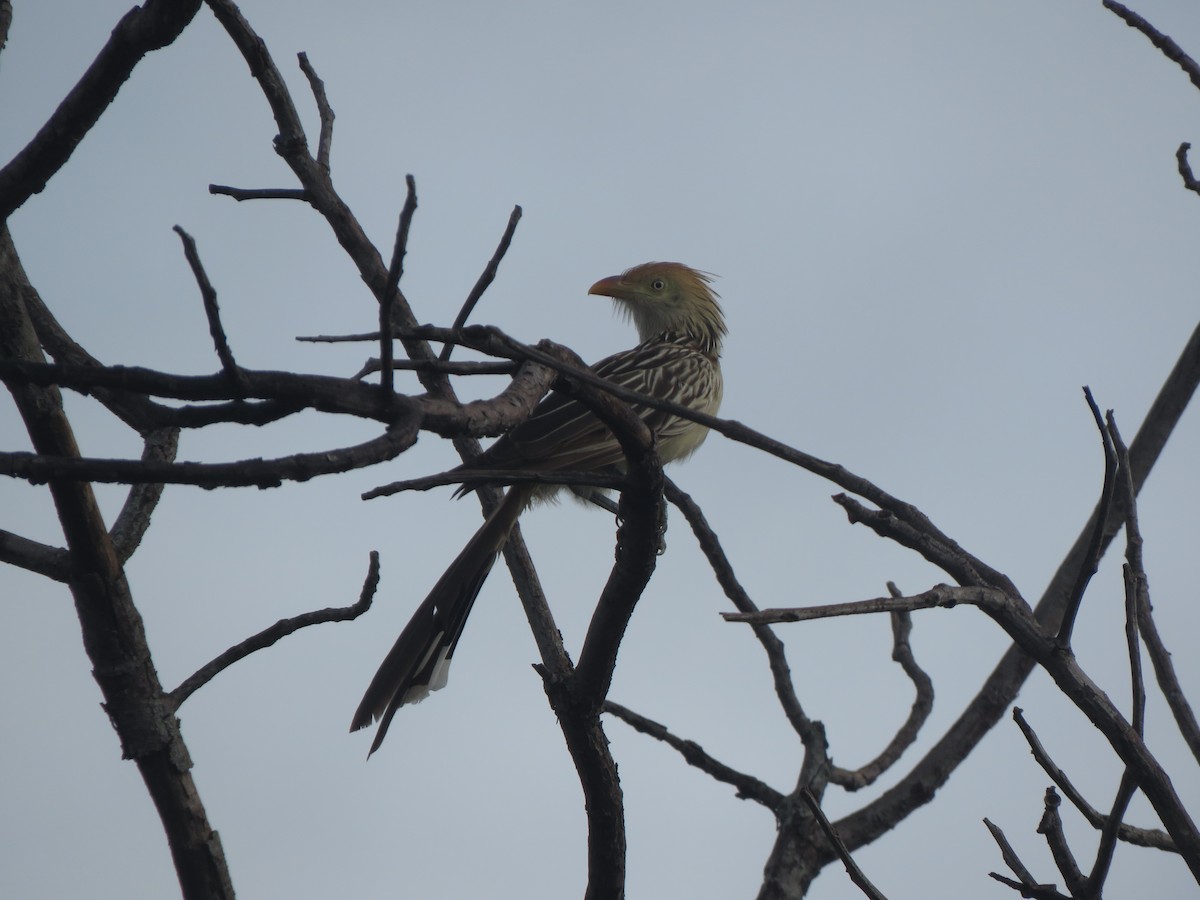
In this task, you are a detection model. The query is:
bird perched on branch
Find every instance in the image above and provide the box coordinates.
[352,261,725,754]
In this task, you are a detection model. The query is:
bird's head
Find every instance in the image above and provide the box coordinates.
[588,261,725,356]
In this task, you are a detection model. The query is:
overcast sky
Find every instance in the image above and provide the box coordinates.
[2,2,1199,898]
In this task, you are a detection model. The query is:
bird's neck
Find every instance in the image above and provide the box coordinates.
[650,328,722,360]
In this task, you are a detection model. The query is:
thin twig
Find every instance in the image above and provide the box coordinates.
[1139,607,1200,764]
[173,226,242,383]
[1057,387,1118,645]
[1089,771,1138,894]
[297,52,334,170]
[170,551,380,708]
[665,478,817,743]
[603,701,784,811]
[208,185,308,202]
[985,818,1069,900]
[1104,1,1200,91]
[1110,413,1146,735]
[380,175,418,395]
[1,419,419,489]
[1012,708,1175,852]
[799,789,890,900]
[439,205,522,362]
[1037,788,1087,896]
[722,585,1019,626]
[1176,143,1200,198]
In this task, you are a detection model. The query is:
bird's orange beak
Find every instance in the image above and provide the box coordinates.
[587,275,625,299]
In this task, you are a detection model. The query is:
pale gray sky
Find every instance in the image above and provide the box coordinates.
[2,1,1199,898]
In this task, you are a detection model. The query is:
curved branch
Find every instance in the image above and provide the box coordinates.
[110,426,180,563]
[170,551,379,708]
[830,597,934,791]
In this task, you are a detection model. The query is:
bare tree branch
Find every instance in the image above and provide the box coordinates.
[1089,771,1139,895]
[109,426,180,563]
[297,52,334,171]
[985,817,1070,900]
[173,226,242,385]
[380,174,418,395]
[799,789,890,900]
[1175,142,1200,197]
[440,204,523,362]
[0,419,419,489]
[0,0,203,220]
[604,700,784,811]
[1037,789,1088,896]
[664,478,816,743]
[728,580,1200,876]
[1138,596,1200,764]
[831,584,934,791]
[170,551,380,708]
[1013,708,1175,853]
[208,185,308,201]
[1104,1,1200,91]
[0,528,69,581]
[1,224,235,900]
[833,316,1200,858]
[1057,388,1118,645]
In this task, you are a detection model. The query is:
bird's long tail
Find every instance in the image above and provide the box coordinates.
[351,485,530,755]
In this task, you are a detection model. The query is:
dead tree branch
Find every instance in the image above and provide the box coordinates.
[170,552,380,708]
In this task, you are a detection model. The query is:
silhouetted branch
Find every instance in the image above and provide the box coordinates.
[297,52,334,170]
[1057,388,1117,645]
[1104,1,1200,91]
[1012,708,1175,853]
[1038,788,1087,896]
[0,419,418,488]
[0,0,203,220]
[380,175,418,394]
[985,817,1069,900]
[831,583,933,791]
[440,205,523,362]
[1176,143,1200,197]
[208,185,308,201]
[604,700,784,810]
[0,528,68,581]
[665,478,816,742]
[173,226,243,383]
[1089,772,1138,894]
[343,356,518,379]
[170,551,380,708]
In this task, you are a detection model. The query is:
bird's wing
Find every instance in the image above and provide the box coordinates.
[473,339,721,474]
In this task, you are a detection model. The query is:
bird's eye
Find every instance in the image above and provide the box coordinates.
[650,278,667,292]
